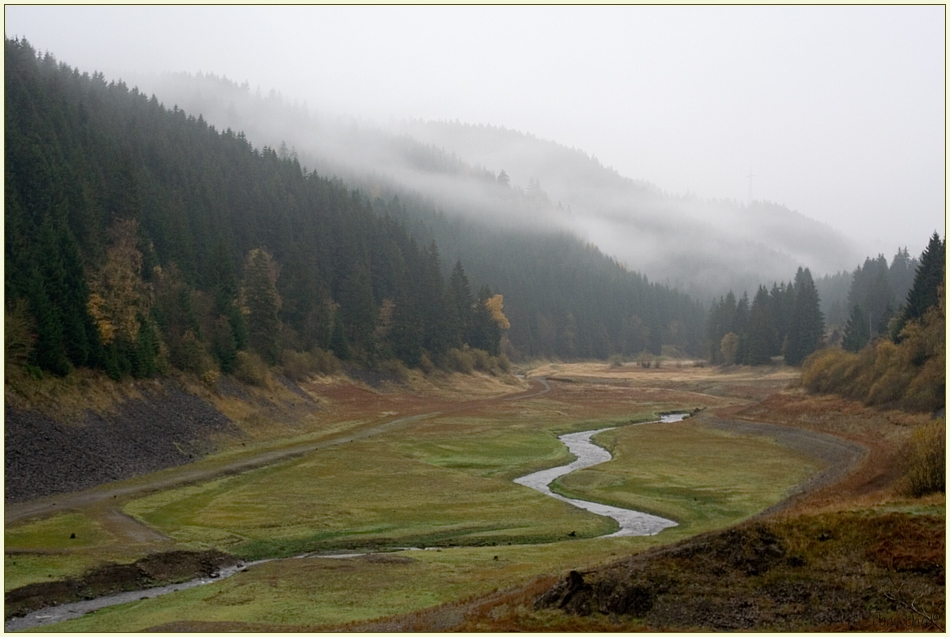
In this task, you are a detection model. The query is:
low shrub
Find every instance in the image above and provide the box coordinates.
[174,329,216,377]
[233,350,269,387]
[281,349,313,382]
[636,351,655,369]
[376,358,410,383]
[901,420,946,497]
[443,348,474,374]
[470,348,492,372]
[280,348,339,381]
[418,352,435,374]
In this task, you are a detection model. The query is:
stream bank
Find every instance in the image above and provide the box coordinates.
[514,413,689,536]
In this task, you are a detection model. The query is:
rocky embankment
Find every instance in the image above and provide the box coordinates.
[5,386,241,503]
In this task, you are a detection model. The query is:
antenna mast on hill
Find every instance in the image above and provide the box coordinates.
[746,172,755,205]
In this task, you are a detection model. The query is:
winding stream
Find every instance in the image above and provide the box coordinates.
[514,414,686,536]
[7,410,687,631]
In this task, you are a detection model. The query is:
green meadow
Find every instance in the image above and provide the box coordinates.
[7,395,822,631]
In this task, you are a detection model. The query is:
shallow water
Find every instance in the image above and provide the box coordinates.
[513,414,686,537]
[3,562,254,632]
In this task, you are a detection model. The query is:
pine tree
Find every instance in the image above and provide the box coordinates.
[745,286,775,365]
[733,292,750,365]
[242,248,281,365]
[785,267,824,366]
[901,232,945,326]
[841,304,871,353]
[447,260,474,348]
[470,285,502,355]
[337,263,377,358]
[420,242,452,355]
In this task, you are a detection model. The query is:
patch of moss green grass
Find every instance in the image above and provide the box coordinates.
[397,412,661,481]
[4,553,100,593]
[551,420,821,535]
[27,535,678,632]
[4,513,133,591]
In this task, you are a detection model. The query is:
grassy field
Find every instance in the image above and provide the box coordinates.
[554,421,820,533]
[5,364,856,631]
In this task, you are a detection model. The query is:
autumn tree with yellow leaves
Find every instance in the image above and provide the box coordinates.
[85,220,161,378]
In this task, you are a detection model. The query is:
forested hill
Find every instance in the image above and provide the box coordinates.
[5,39,504,377]
[4,38,705,380]
[123,70,859,299]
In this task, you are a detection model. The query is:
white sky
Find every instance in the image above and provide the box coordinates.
[5,5,945,259]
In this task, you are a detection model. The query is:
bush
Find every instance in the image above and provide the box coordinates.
[233,350,269,386]
[636,351,655,368]
[312,347,340,375]
[802,348,859,395]
[376,358,410,383]
[470,348,492,372]
[280,347,339,381]
[607,354,624,368]
[281,349,313,382]
[175,329,216,377]
[902,420,946,497]
[4,299,35,374]
[418,352,435,374]
[443,347,474,374]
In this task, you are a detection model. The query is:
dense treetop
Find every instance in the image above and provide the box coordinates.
[5,38,706,380]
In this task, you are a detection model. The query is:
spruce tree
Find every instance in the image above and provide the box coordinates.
[841,304,871,353]
[785,267,824,366]
[470,285,502,355]
[447,260,474,348]
[745,286,775,365]
[901,232,945,325]
[243,248,281,365]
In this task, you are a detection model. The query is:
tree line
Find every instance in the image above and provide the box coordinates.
[4,38,507,380]
[705,233,944,378]
[5,37,712,386]
[705,267,823,366]
[816,246,919,337]
[803,232,944,413]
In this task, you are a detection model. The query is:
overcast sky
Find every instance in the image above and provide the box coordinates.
[5,5,945,259]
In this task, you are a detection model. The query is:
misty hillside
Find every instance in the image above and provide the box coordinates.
[5,39,707,381]
[123,70,860,299]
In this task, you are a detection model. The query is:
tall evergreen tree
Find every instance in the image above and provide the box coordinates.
[785,267,824,366]
[242,248,281,364]
[900,232,945,327]
[745,286,775,365]
[841,304,871,353]
[337,262,377,358]
[470,285,502,355]
[447,260,474,348]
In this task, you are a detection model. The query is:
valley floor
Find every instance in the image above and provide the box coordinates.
[4,362,944,631]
